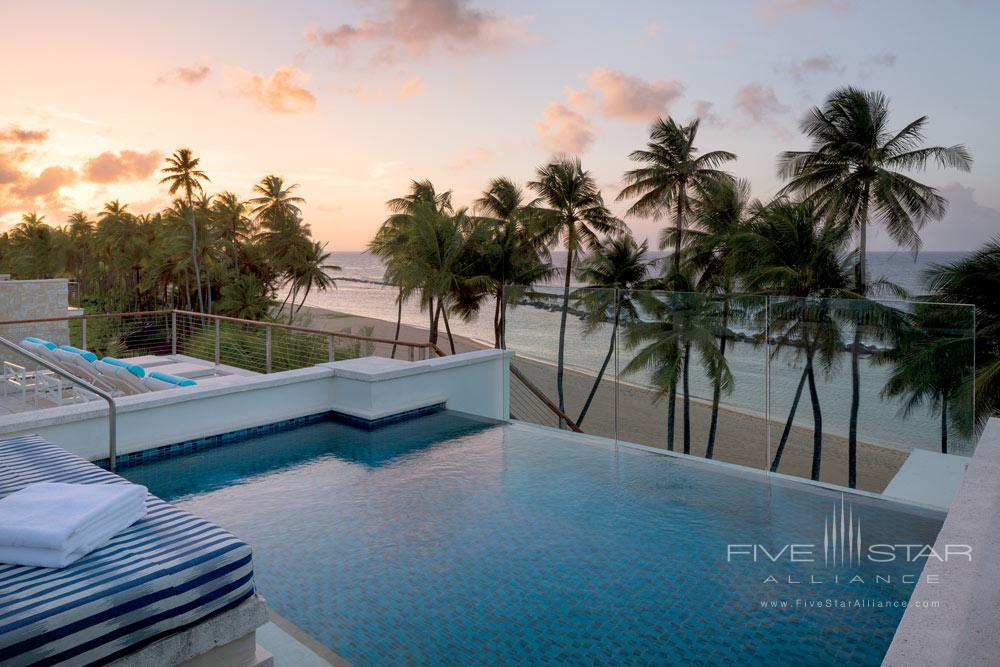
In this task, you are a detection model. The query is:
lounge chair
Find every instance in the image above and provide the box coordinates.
[51,349,117,395]
[91,360,148,395]
[11,340,87,404]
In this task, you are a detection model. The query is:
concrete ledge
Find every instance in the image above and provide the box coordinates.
[110,594,271,667]
[883,449,969,510]
[323,348,510,381]
[883,419,1000,666]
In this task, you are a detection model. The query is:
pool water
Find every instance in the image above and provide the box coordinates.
[122,412,944,666]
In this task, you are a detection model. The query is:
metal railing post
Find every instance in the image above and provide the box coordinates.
[265,326,272,373]
[214,319,221,365]
[171,312,177,356]
[327,335,335,362]
[81,318,87,350]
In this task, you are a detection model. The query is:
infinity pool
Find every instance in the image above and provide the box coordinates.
[122,411,943,666]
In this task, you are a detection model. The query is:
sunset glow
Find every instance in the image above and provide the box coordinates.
[1,0,997,250]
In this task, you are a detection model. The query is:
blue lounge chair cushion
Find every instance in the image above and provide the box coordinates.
[59,345,98,362]
[101,356,145,378]
[149,371,197,387]
[22,337,57,350]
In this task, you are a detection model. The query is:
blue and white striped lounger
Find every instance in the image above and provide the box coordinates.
[0,435,256,666]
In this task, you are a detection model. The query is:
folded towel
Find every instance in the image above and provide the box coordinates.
[0,500,146,568]
[0,482,147,567]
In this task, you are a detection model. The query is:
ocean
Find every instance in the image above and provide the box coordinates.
[302,250,973,454]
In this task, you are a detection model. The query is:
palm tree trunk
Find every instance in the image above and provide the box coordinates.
[806,354,823,482]
[770,366,808,472]
[556,247,574,427]
[390,288,403,359]
[682,341,692,455]
[848,330,861,488]
[429,299,441,345]
[442,305,456,355]
[577,300,620,428]
[705,304,729,459]
[673,186,685,274]
[848,194,870,489]
[493,288,503,349]
[666,377,677,451]
[500,296,509,349]
[188,201,205,313]
[941,395,949,454]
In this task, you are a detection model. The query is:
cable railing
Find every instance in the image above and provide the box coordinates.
[0,309,439,376]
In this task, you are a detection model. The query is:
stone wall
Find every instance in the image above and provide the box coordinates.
[0,279,72,349]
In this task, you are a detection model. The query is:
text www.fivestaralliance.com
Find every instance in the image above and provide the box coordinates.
[759,599,940,609]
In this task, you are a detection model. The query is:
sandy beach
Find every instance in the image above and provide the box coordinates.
[297,305,907,493]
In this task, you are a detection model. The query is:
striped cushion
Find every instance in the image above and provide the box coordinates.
[0,435,255,666]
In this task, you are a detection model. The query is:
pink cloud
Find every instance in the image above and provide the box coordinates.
[231,66,317,113]
[789,53,840,82]
[399,75,426,99]
[571,68,684,122]
[0,125,48,143]
[758,0,853,22]
[692,100,724,125]
[305,0,531,64]
[11,166,77,198]
[452,147,493,169]
[156,64,211,85]
[734,84,788,122]
[534,103,595,154]
[83,149,163,183]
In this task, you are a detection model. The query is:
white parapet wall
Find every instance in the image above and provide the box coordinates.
[0,349,511,461]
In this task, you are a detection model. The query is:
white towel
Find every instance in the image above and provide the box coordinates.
[0,482,147,568]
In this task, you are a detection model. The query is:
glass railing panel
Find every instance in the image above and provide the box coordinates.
[616,290,770,469]
[765,296,976,494]
[503,285,618,440]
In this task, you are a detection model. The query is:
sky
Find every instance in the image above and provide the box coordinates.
[1,0,998,251]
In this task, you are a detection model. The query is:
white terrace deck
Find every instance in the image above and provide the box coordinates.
[0,354,258,416]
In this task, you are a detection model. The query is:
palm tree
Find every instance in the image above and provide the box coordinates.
[8,213,60,278]
[66,212,93,296]
[212,192,253,278]
[686,178,758,457]
[395,202,492,353]
[289,241,339,321]
[473,177,552,348]
[879,302,974,453]
[249,175,305,230]
[574,234,651,427]
[622,274,732,454]
[618,117,736,274]
[925,240,1000,436]
[733,199,856,480]
[95,200,138,305]
[371,180,455,352]
[778,87,972,487]
[160,148,210,312]
[529,157,625,424]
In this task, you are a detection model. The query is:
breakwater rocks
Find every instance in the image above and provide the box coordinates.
[511,297,886,355]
